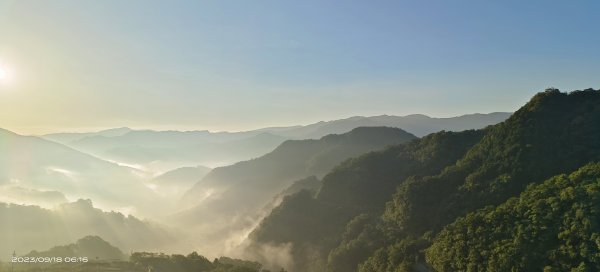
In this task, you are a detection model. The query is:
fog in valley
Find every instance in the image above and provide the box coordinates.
[0,114,508,266]
[2,1,598,271]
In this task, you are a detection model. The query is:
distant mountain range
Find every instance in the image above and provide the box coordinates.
[257,112,511,138]
[43,129,287,174]
[0,128,160,213]
[40,113,510,174]
[42,127,134,143]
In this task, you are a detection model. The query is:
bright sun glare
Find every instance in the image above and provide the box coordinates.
[0,64,13,84]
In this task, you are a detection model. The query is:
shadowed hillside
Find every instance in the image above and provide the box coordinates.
[247,88,600,272]
[176,127,417,256]
[0,199,181,258]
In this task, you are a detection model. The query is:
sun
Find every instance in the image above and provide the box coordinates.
[0,64,13,84]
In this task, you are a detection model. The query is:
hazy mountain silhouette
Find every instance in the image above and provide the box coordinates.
[40,113,508,176]
[26,235,126,260]
[175,127,417,256]
[182,127,417,208]
[0,199,181,259]
[258,112,511,138]
[0,185,68,208]
[0,128,159,213]
[151,165,212,197]
[42,127,133,144]
[43,130,287,174]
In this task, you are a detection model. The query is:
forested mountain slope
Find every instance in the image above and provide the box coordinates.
[247,88,600,272]
[248,130,485,271]
[426,162,600,272]
[175,127,417,256]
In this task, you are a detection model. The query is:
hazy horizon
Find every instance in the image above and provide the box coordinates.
[1,1,598,135]
[5,111,511,135]
[1,1,600,271]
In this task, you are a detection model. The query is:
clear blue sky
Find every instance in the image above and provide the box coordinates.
[0,0,599,133]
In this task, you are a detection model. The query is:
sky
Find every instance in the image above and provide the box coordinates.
[0,0,599,134]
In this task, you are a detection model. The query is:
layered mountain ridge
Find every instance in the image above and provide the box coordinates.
[246,88,600,272]
[39,113,510,174]
[174,127,417,256]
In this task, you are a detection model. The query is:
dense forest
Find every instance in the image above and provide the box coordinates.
[246,88,600,271]
[426,162,600,271]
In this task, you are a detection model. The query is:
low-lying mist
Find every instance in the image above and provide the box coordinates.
[0,199,187,260]
[0,113,512,268]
